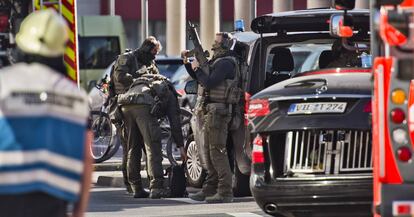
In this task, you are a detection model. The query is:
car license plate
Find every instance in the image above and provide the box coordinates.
[288,102,347,115]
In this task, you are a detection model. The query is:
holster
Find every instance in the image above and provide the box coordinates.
[228,104,242,131]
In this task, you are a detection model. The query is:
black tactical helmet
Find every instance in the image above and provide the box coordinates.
[139,36,162,54]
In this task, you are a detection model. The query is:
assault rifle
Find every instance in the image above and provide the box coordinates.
[186,21,209,65]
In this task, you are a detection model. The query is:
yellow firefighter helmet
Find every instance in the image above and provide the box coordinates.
[16,9,68,57]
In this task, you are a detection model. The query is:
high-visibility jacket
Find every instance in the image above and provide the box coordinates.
[0,63,89,202]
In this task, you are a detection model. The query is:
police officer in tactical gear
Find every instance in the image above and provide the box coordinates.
[325,39,361,68]
[113,36,160,94]
[117,73,187,199]
[111,36,161,198]
[182,32,242,203]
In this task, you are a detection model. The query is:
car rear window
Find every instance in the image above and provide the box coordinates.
[264,41,369,87]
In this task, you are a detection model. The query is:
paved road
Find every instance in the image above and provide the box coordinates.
[88,170,270,217]
[89,146,269,217]
[86,185,270,217]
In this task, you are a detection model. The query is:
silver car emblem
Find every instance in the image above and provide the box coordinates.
[316,85,328,94]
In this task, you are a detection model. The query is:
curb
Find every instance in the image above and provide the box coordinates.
[97,175,126,188]
[94,161,173,171]
[94,160,175,188]
[96,173,170,189]
[94,162,123,171]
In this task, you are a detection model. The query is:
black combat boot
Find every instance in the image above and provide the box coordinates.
[133,189,149,198]
[205,193,233,203]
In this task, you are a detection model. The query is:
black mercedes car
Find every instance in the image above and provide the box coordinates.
[246,9,372,217]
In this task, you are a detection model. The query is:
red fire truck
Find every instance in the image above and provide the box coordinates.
[33,0,79,83]
[371,0,414,216]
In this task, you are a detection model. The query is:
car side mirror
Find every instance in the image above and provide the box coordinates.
[330,14,354,38]
[332,0,355,10]
[184,80,198,94]
[88,80,97,91]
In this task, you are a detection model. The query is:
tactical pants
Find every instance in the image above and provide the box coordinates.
[192,97,207,169]
[122,104,164,189]
[201,103,233,197]
[119,109,145,193]
[118,124,129,188]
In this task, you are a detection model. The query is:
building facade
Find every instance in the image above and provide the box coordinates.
[77,0,308,52]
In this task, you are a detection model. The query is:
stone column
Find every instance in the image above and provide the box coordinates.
[307,0,331,9]
[234,0,255,31]
[355,0,370,9]
[273,0,293,12]
[166,0,186,56]
[200,0,220,51]
[109,0,115,15]
[141,0,148,43]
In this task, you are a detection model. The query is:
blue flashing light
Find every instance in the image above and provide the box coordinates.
[235,19,245,32]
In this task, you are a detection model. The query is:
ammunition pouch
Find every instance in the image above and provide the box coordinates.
[117,92,154,106]
[207,56,243,104]
[226,87,243,104]
[208,85,242,104]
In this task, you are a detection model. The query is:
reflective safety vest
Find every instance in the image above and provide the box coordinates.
[0,63,89,202]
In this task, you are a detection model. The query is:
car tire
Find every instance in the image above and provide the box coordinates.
[232,160,251,197]
[185,135,207,188]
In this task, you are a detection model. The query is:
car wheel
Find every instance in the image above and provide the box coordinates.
[185,135,206,188]
[232,159,251,197]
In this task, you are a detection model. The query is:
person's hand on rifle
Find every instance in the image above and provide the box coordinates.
[181,50,190,64]
[191,58,200,71]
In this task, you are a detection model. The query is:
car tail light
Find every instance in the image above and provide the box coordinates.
[244,92,251,126]
[0,14,8,33]
[248,99,270,118]
[397,146,412,162]
[391,89,406,105]
[393,202,414,216]
[252,135,265,164]
[393,128,408,144]
[396,203,411,215]
[363,102,372,113]
[391,108,405,124]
